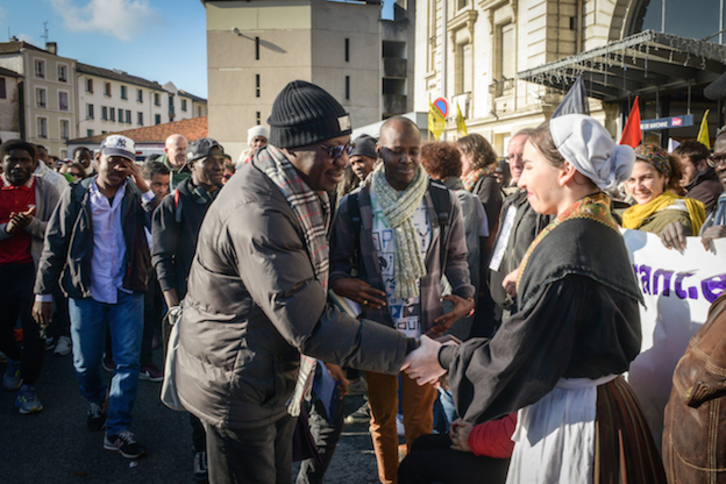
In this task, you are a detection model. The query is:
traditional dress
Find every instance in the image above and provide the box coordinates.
[439,192,666,483]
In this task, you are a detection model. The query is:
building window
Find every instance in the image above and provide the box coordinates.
[110,107,116,122]
[154,93,161,106]
[36,88,47,108]
[86,78,93,93]
[59,92,69,111]
[345,38,350,62]
[255,36,260,60]
[87,103,94,119]
[455,42,472,95]
[256,74,261,98]
[37,117,48,138]
[0,78,5,99]
[169,94,175,115]
[121,85,127,100]
[35,59,45,79]
[198,106,202,117]
[58,64,68,82]
[104,82,112,97]
[256,111,261,125]
[181,99,187,112]
[137,112,143,125]
[126,109,132,124]
[345,76,350,100]
[458,0,470,9]
[137,89,143,102]
[496,22,515,83]
[87,129,94,137]
[101,106,108,121]
[60,149,67,159]
[155,114,161,125]
[60,120,70,139]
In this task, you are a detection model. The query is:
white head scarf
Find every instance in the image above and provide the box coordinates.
[549,114,634,191]
[247,125,269,145]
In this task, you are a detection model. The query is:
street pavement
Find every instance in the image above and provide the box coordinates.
[0,348,382,483]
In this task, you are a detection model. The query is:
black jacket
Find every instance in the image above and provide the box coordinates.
[151,177,215,298]
[35,177,157,298]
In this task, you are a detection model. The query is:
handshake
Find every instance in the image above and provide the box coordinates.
[402,334,458,386]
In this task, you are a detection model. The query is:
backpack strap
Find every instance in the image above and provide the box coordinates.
[347,192,363,278]
[173,189,182,223]
[427,180,452,269]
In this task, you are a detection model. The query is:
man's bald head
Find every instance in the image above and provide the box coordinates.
[165,134,188,169]
[379,117,420,146]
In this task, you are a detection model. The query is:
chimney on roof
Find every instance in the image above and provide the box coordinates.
[46,42,57,55]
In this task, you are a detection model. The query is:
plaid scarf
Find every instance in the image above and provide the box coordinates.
[254,145,331,291]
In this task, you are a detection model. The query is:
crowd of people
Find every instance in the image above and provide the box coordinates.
[1,78,725,484]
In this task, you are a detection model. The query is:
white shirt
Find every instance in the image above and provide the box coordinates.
[370,192,431,340]
[89,179,129,304]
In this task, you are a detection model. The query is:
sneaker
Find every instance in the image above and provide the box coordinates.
[3,359,22,391]
[54,336,72,356]
[45,336,57,351]
[396,413,405,437]
[139,363,164,382]
[102,353,114,372]
[15,384,43,414]
[104,430,146,459]
[87,402,106,431]
[194,451,209,483]
[347,377,368,396]
[344,401,370,425]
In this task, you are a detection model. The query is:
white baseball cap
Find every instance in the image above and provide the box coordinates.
[100,135,135,162]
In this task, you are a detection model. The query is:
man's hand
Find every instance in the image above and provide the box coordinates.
[331,277,386,309]
[401,335,446,386]
[702,225,726,251]
[118,159,150,193]
[661,222,688,251]
[6,206,35,234]
[449,418,474,453]
[429,295,474,334]
[32,300,53,328]
[502,268,519,298]
[163,289,180,309]
[325,363,349,397]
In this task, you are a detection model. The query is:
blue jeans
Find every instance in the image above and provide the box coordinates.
[433,387,458,434]
[69,291,143,436]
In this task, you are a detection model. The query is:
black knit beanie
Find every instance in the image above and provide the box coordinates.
[351,135,377,159]
[267,80,352,149]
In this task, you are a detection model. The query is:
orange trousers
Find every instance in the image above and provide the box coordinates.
[364,371,437,484]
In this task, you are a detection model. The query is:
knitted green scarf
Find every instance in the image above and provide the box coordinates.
[371,163,429,299]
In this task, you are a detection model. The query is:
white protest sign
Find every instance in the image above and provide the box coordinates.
[622,229,726,447]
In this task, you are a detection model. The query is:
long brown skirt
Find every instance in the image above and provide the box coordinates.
[594,376,667,484]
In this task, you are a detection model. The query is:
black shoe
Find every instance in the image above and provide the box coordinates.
[104,431,146,459]
[87,402,106,431]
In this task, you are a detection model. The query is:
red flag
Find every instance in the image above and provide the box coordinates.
[619,96,641,148]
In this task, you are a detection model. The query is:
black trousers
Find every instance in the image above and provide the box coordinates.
[204,415,296,484]
[296,395,346,484]
[398,433,510,484]
[0,262,44,384]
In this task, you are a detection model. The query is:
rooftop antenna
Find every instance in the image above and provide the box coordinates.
[42,21,49,44]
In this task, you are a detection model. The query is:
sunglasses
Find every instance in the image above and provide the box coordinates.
[320,142,354,160]
[708,154,726,168]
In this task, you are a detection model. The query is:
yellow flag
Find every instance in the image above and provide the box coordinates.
[456,102,468,137]
[428,100,445,141]
[697,109,711,149]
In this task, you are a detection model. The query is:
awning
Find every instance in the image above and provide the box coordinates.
[518,30,726,102]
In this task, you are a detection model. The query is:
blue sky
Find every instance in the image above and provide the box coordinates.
[1,0,209,97]
[2,0,395,100]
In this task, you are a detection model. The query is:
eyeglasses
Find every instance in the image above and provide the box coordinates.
[506,153,523,164]
[320,142,353,160]
[381,146,419,161]
[708,154,726,168]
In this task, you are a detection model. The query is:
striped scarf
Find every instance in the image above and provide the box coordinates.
[463,164,497,192]
[371,163,429,299]
[254,145,330,291]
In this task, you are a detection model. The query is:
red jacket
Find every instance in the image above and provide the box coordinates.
[467,413,517,459]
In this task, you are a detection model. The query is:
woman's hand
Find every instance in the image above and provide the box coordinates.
[449,418,474,453]
[401,335,446,386]
[660,222,688,251]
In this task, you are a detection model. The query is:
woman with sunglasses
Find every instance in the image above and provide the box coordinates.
[403,115,666,484]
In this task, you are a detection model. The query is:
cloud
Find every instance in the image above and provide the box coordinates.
[17,34,39,46]
[49,0,161,41]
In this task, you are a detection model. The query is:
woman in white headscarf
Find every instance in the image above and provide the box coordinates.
[403,115,666,484]
[236,125,269,168]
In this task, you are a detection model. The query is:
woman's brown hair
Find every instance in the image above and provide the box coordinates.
[456,133,498,171]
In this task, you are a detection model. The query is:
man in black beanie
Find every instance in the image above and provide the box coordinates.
[175,80,413,484]
[350,134,378,181]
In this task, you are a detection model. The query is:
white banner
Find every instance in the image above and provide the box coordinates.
[622,229,726,448]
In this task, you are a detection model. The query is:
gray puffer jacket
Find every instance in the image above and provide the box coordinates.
[176,160,408,430]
